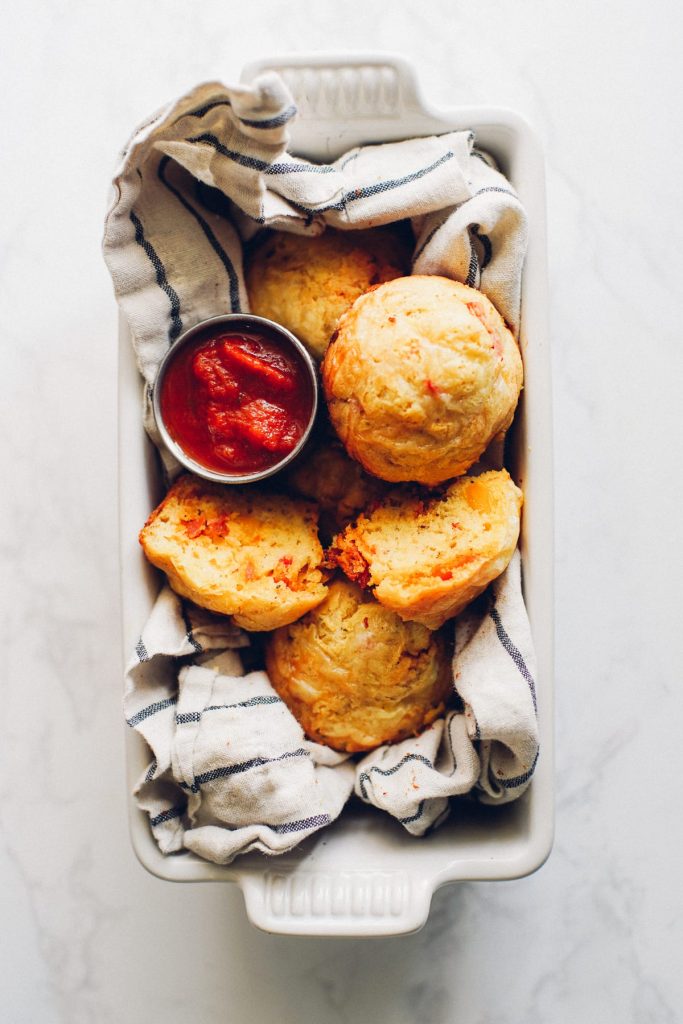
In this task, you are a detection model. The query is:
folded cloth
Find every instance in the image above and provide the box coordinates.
[174,665,354,864]
[125,585,248,791]
[109,72,538,856]
[354,551,539,833]
[453,548,539,803]
[355,713,481,835]
[128,587,354,862]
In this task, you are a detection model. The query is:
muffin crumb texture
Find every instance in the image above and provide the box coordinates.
[139,474,327,631]
[330,469,522,629]
[266,578,452,752]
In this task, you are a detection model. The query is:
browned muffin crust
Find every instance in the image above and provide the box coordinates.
[246,226,411,360]
[321,276,523,485]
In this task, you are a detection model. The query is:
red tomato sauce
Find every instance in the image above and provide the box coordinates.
[159,326,314,475]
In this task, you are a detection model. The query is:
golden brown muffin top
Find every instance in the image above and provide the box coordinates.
[246,226,411,360]
[322,275,523,485]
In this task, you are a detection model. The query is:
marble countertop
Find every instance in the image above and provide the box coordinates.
[2,1,682,1021]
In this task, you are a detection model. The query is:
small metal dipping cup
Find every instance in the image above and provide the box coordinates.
[152,314,319,485]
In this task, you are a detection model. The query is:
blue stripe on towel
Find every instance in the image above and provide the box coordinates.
[465,239,479,287]
[174,695,283,726]
[129,209,183,341]
[264,161,334,176]
[157,156,241,312]
[186,133,271,171]
[291,151,456,216]
[150,804,185,828]
[240,104,297,129]
[187,132,330,175]
[185,99,296,130]
[413,187,516,265]
[135,637,150,663]
[411,219,445,264]
[179,601,203,655]
[272,813,331,834]
[471,148,496,167]
[189,99,232,118]
[350,151,454,199]
[175,692,284,724]
[498,749,540,789]
[204,695,282,712]
[339,149,361,170]
[181,747,310,793]
[357,753,434,800]
[470,223,493,269]
[398,800,425,825]
[472,185,518,201]
[489,605,538,711]
[126,696,178,728]
[385,716,469,826]
[444,715,462,774]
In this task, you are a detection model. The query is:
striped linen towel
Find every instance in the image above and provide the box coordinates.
[108,71,539,855]
[128,587,353,862]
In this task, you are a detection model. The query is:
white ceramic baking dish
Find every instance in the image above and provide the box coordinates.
[118,53,553,936]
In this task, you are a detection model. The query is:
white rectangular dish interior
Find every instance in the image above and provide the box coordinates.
[118,53,553,936]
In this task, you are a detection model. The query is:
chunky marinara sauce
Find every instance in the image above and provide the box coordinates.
[159,326,314,475]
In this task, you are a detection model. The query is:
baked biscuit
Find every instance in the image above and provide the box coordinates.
[285,438,388,538]
[139,475,327,631]
[265,578,452,752]
[245,226,411,360]
[329,470,522,629]
[321,276,523,485]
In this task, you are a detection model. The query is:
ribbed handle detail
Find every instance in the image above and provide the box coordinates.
[242,55,422,121]
[266,869,410,918]
[278,64,400,118]
[241,869,431,935]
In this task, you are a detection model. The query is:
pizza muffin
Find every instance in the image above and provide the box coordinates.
[265,578,452,752]
[284,438,388,538]
[245,226,411,360]
[329,470,522,630]
[321,275,523,485]
[139,474,327,631]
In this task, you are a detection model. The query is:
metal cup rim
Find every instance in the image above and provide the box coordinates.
[152,313,319,485]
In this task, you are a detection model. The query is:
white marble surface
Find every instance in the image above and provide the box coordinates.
[2,1,683,1021]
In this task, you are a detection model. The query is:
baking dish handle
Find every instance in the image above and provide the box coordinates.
[240,52,425,123]
[240,869,434,937]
